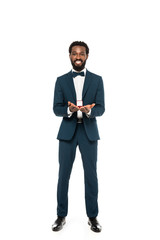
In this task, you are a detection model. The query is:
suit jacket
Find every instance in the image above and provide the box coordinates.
[53,69,105,141]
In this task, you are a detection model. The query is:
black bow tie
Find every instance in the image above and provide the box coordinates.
[72,71,85,78]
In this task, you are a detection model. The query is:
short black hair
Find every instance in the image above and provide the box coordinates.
[69,41,89,55]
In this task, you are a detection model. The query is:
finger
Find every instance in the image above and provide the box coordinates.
[70,107,75,112]
[73,105,79,110]
[71,103,77,108]
[72,105,79,111]
[79,107,85,112]
[84,107,89,113]
[91,103,95,108]
[80,107,88,113]
[68,101,71,106]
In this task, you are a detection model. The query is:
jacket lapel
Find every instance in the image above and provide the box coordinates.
[67,71,76,102]
[82,70,92,99]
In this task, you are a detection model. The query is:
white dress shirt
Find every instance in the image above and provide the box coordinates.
[68,68,91,118]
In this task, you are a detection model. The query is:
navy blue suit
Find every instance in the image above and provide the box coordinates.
[53,69,105,218]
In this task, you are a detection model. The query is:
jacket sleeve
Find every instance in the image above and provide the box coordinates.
[89,77,105,118]
[53,78,68,117]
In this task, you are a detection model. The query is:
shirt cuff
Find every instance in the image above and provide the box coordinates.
[86,109,91,118]
[67,107,73,118]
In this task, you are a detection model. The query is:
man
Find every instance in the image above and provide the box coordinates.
[52,41,105,233]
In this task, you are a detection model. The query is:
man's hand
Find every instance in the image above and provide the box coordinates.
[68,101,79,112]
[80,103,95,114]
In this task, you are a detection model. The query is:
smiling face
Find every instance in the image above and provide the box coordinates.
[69,45,88,71]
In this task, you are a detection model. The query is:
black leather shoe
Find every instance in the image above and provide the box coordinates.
[52,216,66,231]
[88,217,102,232]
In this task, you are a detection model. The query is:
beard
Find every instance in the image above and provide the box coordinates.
[71,59,87,72]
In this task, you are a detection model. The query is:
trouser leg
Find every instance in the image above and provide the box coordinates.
[78,125,99,218]
[57,138,77,217]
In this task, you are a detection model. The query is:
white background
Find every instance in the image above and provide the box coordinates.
[0,0,160,239]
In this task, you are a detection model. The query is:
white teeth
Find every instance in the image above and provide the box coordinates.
[76,61,81,64]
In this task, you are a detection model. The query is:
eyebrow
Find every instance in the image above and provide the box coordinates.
[72,51,85,54]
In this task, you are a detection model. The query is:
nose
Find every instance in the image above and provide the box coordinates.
[76,53,81,59]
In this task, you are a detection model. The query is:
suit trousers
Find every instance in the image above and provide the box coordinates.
[57,123,98,218]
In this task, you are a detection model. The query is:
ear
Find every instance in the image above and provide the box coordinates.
[86,54,89,60]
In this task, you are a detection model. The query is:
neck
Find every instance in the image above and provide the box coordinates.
[73,67,86,72]
[72,68,86,73]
